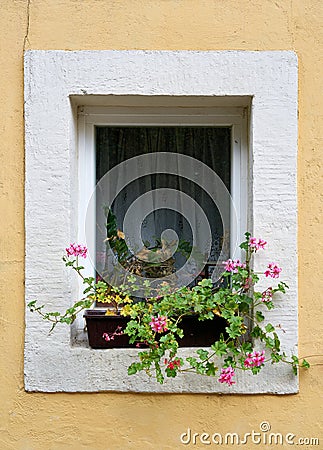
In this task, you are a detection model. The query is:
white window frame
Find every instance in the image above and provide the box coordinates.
[24,50,298,393]
[76,106,248,332]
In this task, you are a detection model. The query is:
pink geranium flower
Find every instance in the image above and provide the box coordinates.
[149,315,168,333]
[218,366,235,386]
[66,243,88,258]
[165,358,181,370]
[243,277,253,290]
[249,237,267,251]
[264,262,282,279]
[244,350,265,368]
[223,259,246,273]
[261,287,273,302]
[102,326,123,342]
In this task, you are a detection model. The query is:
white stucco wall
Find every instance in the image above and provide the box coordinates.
[24,50,298,393]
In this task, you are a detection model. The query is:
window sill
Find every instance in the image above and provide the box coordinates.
[25,338,298,393]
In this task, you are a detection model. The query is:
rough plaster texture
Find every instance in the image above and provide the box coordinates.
[0,0,322,448]
[25,49,298,394]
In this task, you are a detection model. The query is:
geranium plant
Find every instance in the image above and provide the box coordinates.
[123,233,309,384]
[27,242,133,331]
[28,233,310,385]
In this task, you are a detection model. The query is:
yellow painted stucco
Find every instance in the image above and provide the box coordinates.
[0,1,322,449]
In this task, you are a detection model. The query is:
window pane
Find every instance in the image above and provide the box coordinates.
[96,126,231,285]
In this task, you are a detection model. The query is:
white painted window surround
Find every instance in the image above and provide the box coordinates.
[24,50,298,393]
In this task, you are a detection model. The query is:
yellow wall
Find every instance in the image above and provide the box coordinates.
[0,1,322,448]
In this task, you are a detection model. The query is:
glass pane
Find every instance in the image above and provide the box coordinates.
[95,126,231,290]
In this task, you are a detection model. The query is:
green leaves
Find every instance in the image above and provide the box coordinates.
[225,325,241,339]
[301,359,310,369]
[27,294,96,332]
[186,357,208,375]
[271,352,283,363]
[241,342,253,353]
[251,325,265,339]
[27,300,38,312]
[198,278,213,288]
[197,349,209,360]
[251,366,263,375]
[211,341,228,357]
[265,323,275,333]
[165,367,177,378]
[239,232,251,251]
[273,332,281,352]
[205,362,217,376]
[128,362,143,375]
[255,311,265,322]
[225,316,244,339]
[291,356,299,375]
[277,281,289,293]
[290,356,310,375]
[263,301,274,310]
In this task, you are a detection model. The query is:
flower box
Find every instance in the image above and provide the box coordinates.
[84,310,134,349]
[84,310,227,349]
[178,315,227,347]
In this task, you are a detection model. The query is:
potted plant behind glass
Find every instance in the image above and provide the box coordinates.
[28,233,310,386]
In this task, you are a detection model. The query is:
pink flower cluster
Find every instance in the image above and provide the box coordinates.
[218,366,235,386]
[164,358,181,370]
[149,315,168,333]
[244,350,265,368]
[249,237,267,251]
[264,262,282,279]
[243,277,253,290]
[66,243,88,258]
[223,259,246,273]
[102,326,123,342]
[261,287,273,302]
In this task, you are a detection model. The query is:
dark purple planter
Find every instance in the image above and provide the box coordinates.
[84,310,227,349]
[179,315,228,347]
[84,310,134,349]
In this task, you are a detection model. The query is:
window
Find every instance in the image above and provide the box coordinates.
[25,50,298,393]
[74,106,248,341]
